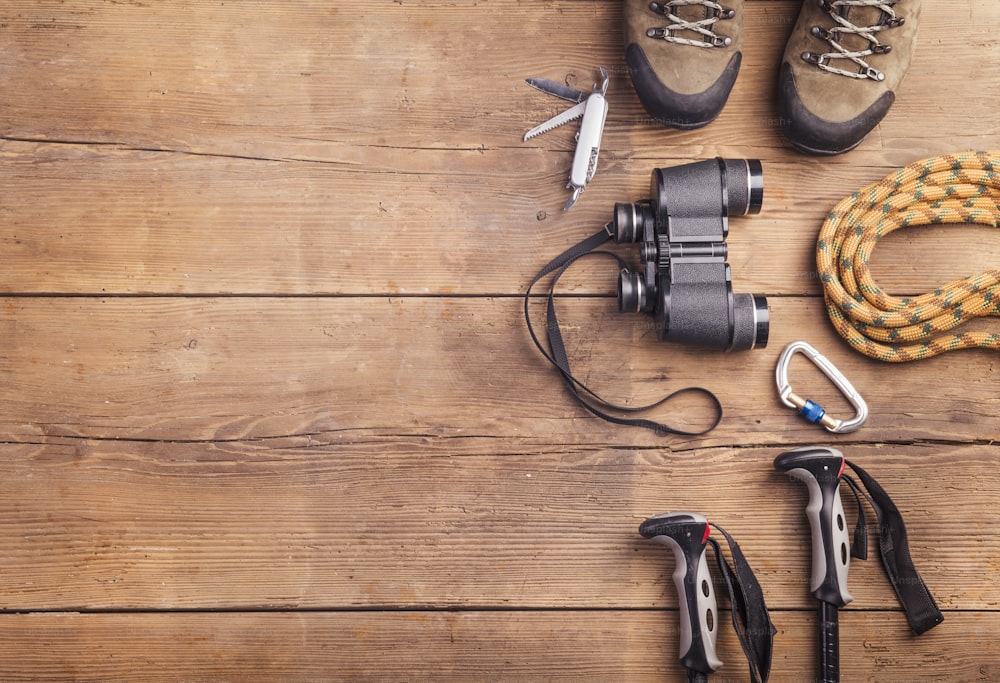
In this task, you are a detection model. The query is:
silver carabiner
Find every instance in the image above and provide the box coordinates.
[775,341,869,434]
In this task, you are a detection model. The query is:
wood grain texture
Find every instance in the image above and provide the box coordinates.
[0,611,996,682]
[3,141,998,296]
[1,0,998,679]
[1,297,997,444]
[0,440,996,611]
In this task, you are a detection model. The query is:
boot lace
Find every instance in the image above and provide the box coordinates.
[645,1,736,48]
[802,0,905,81]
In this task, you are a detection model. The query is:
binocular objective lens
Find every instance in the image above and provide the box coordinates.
[720,158,764,216]
[731,294,769,350]
[744,159,764,216]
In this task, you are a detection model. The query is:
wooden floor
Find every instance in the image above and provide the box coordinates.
[1,1,998,680]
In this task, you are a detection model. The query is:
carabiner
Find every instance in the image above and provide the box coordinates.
[775,341,868,434]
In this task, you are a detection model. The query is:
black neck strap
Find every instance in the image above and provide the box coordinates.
[708,523,776,683]
[523,228,723,436]
[843,460,945,635]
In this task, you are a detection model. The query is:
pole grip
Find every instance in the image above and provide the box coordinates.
[819,601,840,683]
[774,446,854,607]
[639,512,722,675]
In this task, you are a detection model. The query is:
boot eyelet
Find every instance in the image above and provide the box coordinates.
[811,26,835,40]
[801,51,823,66]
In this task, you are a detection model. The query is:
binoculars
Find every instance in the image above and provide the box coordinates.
[611,158,769,351]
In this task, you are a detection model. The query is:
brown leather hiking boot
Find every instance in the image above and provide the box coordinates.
[779,0,923,155]
[624,0,745,129]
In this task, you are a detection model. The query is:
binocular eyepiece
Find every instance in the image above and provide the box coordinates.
[612,158,769,352]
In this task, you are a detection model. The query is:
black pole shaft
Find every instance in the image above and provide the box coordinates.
[687,669,709,683]
[819,600,839,683]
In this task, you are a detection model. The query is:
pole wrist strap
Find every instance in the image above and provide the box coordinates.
[708,523,776,683]
[843,459,945,635]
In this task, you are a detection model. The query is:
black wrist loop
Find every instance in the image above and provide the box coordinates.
[707,523,776,683]
[843,459,945,635]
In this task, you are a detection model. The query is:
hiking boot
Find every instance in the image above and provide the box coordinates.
[779,0,923,155]
[624,0,745,129]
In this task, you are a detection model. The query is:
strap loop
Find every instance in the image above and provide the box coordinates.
[524,229,723,436]
[708,523,776,683]
[842,459,945,635]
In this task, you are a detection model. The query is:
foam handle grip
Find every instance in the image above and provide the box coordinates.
[774,446,854,607]
[640,512,723,675]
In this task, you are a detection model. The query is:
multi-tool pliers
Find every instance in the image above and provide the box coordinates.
[523,67,609,210]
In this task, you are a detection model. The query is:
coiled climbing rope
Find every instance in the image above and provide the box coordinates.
[817,150,1000,362]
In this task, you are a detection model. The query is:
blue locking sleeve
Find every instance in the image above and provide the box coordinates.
[800,400,826,424]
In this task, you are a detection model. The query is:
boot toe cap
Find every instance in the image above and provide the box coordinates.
[626,43,741,130]
[778,61,895,156]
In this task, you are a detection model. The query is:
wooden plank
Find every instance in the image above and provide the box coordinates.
[0,610,995,682]
[1,1,995,156]
[0,439,993,610]
[1,296,996,444]
[3,141,999,296]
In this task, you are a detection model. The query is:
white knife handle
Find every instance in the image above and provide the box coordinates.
[568,92,608,191]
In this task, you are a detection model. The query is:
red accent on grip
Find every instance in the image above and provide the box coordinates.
[837,458,846,478]
[702,523,711,544]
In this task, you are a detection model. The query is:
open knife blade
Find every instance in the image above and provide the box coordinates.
[524,77,587,104]
[523,100,586,141]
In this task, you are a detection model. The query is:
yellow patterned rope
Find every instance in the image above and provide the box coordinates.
[817,150,1000,362]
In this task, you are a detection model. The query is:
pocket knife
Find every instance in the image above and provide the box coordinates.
[524,67,609,210]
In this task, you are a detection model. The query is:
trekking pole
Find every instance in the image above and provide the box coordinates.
[773,446,852,683]
[640,512,722,682]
